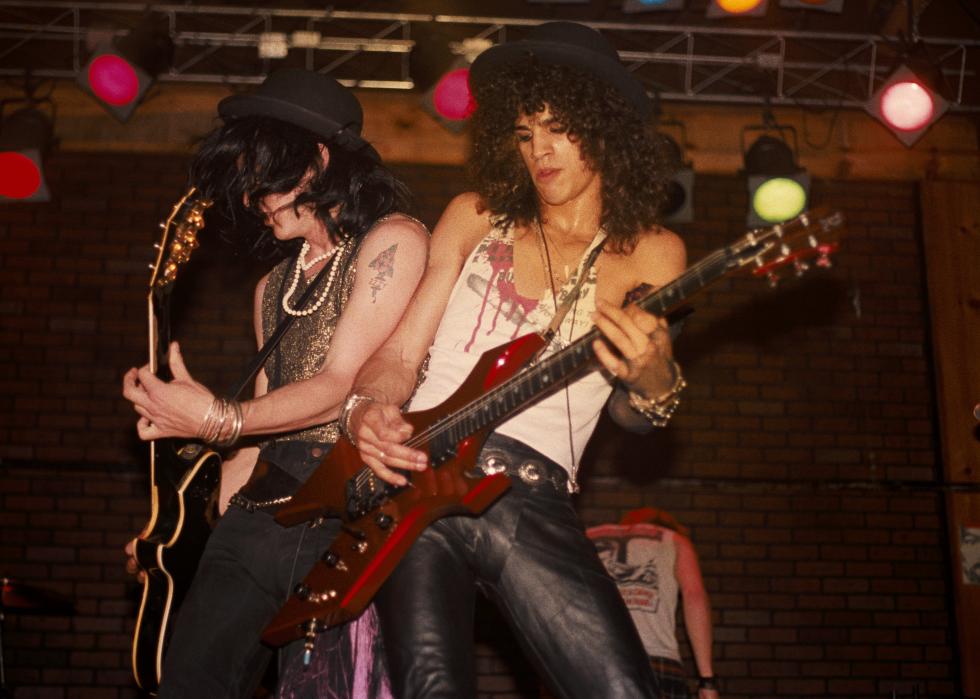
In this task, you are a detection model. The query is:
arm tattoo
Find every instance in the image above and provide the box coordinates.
[368,243,398,303]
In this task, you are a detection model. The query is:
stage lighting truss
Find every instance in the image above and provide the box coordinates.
[0,2,977,115]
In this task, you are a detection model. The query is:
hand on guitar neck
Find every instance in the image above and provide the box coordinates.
[122,341,219,442]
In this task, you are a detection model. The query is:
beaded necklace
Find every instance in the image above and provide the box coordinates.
[281,239,350,317]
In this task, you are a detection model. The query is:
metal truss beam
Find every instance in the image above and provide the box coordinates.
[0,1,977,111]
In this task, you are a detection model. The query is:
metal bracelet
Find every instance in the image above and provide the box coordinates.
[339,393,376,445]
[627,359,686,427]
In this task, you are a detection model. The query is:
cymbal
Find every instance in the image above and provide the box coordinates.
[1,578,74,616]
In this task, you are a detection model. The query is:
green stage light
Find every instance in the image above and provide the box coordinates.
[743,133,809,227]
[749,174,809,223]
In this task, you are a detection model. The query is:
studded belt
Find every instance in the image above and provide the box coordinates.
[476,438,569,494]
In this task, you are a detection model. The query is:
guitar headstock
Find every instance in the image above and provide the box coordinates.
[149,188,213,290]
[729,208,845,287]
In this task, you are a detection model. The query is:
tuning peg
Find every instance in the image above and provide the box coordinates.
[153,243,161,250]
[765,271,779,288]
[793,259,809,277]
[147,263,155,271]
[158,221,166,229]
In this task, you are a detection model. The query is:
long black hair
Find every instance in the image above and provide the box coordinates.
[189,116,410,258]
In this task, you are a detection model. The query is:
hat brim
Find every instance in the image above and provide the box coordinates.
[219,93,380,162]
[469,40,651,118]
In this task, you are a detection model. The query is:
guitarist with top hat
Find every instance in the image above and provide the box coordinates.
[121,69,427,697]
[343,21,687,699]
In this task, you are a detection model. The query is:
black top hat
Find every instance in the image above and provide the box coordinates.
[469,21,651,118]
[218,69,379,160]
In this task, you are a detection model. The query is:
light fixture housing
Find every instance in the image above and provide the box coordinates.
[76,21,173,122]
[0,106,53,203]
[421,55,477,134]
[743,134,809,226]
[623,0,685,13]
[778,0,843,12]
[864,64,950,147]
[659,134,694,224]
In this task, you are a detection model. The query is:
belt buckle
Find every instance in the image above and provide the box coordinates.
[517,461,542,485]
[479,449,509,477]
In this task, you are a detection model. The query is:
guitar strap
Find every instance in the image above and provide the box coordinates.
[541,233,606,345]
[226,236,364,400]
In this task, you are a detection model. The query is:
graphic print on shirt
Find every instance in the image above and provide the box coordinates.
[593,531,665,614]
[462,229,599,353]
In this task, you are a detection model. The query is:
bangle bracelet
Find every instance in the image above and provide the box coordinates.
[339,393,376,445]
[626,358,686,427]
[697,676,719,691]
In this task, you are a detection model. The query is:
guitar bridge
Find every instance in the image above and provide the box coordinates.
[345,471,393,520]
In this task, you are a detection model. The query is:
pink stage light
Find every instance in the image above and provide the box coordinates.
[88,54,141,107]
[879,80,935,132]
[433,68,475,121]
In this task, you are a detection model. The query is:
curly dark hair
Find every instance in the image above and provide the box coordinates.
[189,116,410,258]
[469,59,673,253]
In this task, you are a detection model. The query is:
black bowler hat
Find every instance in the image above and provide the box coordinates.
[218,69,379,160]
[469,21,652,118]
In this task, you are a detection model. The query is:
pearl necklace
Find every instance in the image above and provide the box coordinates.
[281,239,348,317]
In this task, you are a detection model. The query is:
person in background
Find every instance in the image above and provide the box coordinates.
[588,507,720,699]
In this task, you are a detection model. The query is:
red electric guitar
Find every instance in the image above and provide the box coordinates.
[262,208,845,647]
[130,190,220,693]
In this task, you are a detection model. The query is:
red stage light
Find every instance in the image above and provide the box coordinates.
[879,80,935,132]
[88,54,141,107]
[432,68,474,121]
[0,107,52,203]
[0,151,42,200]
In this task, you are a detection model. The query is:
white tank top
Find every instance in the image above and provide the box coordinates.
[408,225,613,486]
[586,523,681,661]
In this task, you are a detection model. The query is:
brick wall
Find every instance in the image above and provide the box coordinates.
[0,151,958,698]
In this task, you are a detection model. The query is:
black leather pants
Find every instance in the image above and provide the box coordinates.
[375,435,660,699]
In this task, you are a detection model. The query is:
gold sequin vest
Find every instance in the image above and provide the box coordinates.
[260,240,360,444]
